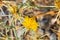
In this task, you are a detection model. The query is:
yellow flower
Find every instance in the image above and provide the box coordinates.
[22,16,38,31]
[22,16,30,29]
[55,0,60,9]
[8,5,14,14]
[8,4,17,14]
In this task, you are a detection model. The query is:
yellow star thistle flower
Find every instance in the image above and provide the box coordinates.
[55,0,60,9]
[8,5,14,14]
[22,16,38,31]
[8,3,17,14]
[8,4,20,21]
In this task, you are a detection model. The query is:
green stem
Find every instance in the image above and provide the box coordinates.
[13,29,19,40]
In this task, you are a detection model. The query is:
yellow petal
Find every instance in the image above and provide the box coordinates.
[22,16,38,31]
[55,0,60,9]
